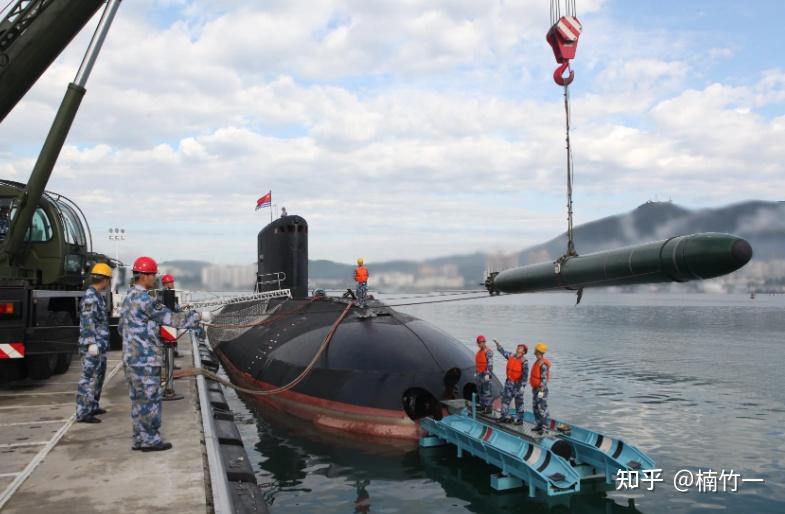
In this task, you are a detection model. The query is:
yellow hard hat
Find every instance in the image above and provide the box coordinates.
[535,342,548,354]
[90,262,113,278]
[357,257,364,265]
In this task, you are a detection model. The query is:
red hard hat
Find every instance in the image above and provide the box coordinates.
[161,274,174,284]
[132,256,158,273]
[517,343,528,353]
[476,335,486,343]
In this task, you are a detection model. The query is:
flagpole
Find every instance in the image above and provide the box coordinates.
[270,203,274,224]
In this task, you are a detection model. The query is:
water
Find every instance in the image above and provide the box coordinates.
[223,292,785,513]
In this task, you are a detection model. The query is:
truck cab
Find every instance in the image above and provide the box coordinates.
[0,180,113,381]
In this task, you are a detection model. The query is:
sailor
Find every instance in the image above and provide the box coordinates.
[494,340,528,425]
[474,335,494,413]
[160,273,181,311]
[75,262,113,423]
[159,273,181,358]
[530,342,551,434]
[120,256,202,451]
[354,258,369,308]
[281,206,288,218]
[161,273,175,292]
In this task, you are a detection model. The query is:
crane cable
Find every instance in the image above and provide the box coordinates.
[549,0,580,258]
[563,79,577,257]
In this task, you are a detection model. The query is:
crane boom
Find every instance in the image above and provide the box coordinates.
[0,0,104,123]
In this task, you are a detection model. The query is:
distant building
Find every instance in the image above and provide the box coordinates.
[369,272,416,289]
[415,264,465,289]
[201,264,257,291]
[485,252,520,273]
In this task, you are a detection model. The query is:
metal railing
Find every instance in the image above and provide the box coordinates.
[255,271,286,292]
[187,288,291,310]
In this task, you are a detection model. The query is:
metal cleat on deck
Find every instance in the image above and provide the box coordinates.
[418,398,655,498]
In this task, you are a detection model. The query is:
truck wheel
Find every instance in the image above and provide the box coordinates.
[27,354,58,380]
[0,360,27,383]
[53,352,73,374]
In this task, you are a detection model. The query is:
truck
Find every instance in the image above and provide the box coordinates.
[0,0,122,380]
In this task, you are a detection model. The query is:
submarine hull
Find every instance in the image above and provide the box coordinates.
[209,297,499,440]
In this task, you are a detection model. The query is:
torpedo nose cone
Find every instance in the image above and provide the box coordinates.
[731,238,753,269]
[683,233,753,279]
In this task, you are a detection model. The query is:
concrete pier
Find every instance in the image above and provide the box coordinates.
[0,345,209,513]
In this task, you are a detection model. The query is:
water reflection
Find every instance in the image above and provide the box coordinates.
[243,403,647,514]
[223,293,785,514]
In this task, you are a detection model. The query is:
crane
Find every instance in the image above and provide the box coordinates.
[0,0,122,380]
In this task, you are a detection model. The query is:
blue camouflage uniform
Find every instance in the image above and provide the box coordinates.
[532,359,550,431]
[475,348,494,409]
[498,346,529,421]
[120,284,200,448]
[356,283,368,308]
[75,287,110,420]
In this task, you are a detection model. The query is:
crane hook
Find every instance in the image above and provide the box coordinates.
[553,61,574,86]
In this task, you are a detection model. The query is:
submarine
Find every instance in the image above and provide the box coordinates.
[206,214,752,440]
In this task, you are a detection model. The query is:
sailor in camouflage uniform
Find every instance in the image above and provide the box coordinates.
[474,335,494,413]
[120,256,201,452]
[75,263,113,423]
[530,342,552,434]
[494,340,529,425]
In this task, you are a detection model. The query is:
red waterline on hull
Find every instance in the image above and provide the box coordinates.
[217,351,424,440]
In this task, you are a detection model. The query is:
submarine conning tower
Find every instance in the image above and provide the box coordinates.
[257,215,308,298]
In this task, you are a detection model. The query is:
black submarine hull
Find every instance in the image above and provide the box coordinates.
[210,296,501,439]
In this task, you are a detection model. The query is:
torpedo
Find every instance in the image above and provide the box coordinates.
[485,233,753,295]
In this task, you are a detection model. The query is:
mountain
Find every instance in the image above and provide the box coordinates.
[518,200,785,264]
[309,200,785,292]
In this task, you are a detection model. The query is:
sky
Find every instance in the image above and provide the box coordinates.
[1,0,783,265]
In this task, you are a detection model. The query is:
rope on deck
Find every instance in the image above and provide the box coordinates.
[176,302,352,396]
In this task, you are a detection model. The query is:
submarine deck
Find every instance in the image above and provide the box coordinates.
[0,347,208,513]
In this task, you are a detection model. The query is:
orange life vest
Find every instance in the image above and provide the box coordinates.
[354,266,368,283]
[529,357,551,389]
[506,356,524,381]
[475,349,488,373]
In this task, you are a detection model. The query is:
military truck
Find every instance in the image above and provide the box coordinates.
[0,0,121,380]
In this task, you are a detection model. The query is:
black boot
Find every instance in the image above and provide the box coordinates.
[76,416,101,424]
[140,442,173,452]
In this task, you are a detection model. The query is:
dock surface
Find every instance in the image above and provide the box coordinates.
[0,346,208,513]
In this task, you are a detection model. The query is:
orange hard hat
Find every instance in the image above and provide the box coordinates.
[132,256,158,274]
[476,335,486,343]
[161,274,174,284]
